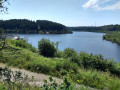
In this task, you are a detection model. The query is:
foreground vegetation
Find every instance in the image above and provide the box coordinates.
[103,31,120,45]
[1,38,120,89]
[1,67,90,90]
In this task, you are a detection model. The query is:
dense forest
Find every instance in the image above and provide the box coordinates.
[68,24,120,32]
[0,19,72,34]
[68,26,101,32]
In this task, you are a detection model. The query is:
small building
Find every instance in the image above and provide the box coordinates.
[12,36,20,40]
[0,35,20,40]
[46,32,50,34]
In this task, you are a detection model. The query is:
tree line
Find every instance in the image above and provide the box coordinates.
[68,24,120,32]
[0,19,72,34]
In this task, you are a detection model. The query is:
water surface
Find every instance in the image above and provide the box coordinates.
[13,31,120,62]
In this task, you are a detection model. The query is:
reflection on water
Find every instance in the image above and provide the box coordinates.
[13,31,120,62]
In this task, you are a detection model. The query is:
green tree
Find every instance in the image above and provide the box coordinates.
[0,19,72,34]
[0,28,3,49]
[0,0,8,13]
[38,38,56,57]
[0,28,3,33]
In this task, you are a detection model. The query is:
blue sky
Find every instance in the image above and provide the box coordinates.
[0,0,120,26]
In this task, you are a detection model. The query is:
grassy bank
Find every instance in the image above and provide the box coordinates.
[1,39,120,89]
[103,31,120,45]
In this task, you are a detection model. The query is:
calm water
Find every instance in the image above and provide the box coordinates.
[13,31,120,62]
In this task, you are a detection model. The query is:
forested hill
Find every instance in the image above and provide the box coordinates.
[68,24,120,32]
[68,26,101,32]
[0,19,72,34]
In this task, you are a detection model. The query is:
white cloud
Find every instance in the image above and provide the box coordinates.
[100,0,110,4]
[82,0,120,11]
[97,1,120,11]
[82,0,99,8]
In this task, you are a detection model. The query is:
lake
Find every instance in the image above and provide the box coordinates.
[13,31,120,62]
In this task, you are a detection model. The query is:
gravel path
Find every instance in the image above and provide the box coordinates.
[0,63,63,86]
[0,63,97,90]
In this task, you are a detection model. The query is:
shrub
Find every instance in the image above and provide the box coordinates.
[70,54,82,66]
[70,69,120,89]
[54,50,64,58]
[63,48,77,58]
[38,38,56,57]
[55,60,79,75]
[28,44,37,53]
[11,39,37,53]
[78,52,120,77]
[15,39,28,48]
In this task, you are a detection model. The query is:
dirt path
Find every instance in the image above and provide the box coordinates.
[0,63,63,86]
[0,63,97,90]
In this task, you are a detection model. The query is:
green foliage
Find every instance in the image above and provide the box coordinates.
[101,24,120,31]
[42,76,91,90]
[70,54,82,66]
[1,39,120,89]
[0,28,4,49]
[0,0,8,13]
[71,69,120,90]
[0,0,8,6]
[69,24,120,32]
[39,30,44,34]
[54,50,64,58]
[56,60,79,75]
[38,38,57,57]
[63,48,77,58]
[0,67,32,90]
[103,31,120,45]
[0,19,72,34]
[15,39,29,48]
[8,39,37,53]
[78,52,120,76]
[0,28,4,34]
[68,26,101,32]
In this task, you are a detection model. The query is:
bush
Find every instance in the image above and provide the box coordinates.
[28,44,37,53]
[10,39,37,53]
[63,48,77,58]
[78,52,120,76]
[70,54,82,66]
[55,60,79,75]
[15,39,29,48]
[54,50,64,58]
[38,38,56,57]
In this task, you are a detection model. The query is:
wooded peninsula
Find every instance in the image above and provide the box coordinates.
[0,19,72,34]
